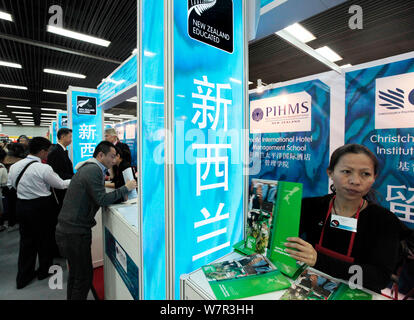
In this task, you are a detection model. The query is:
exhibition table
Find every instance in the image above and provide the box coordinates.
[180,252,389,300]
[102,202,139,300]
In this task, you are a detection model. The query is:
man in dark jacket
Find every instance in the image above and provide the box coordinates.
[55,141,137,300]
[47,128,74,257]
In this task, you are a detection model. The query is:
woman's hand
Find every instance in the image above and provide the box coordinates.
[285,237,317,267]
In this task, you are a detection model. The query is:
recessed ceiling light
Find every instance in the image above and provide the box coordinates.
[12,111,32,115]
[0,60,22,69]
[44,68,86,79]
[43,89,67,95]
[282,23,316,43]
[315,46,343,62]
[47,25,111,47]
[41,108,64,112]
[0,11,12,22]
[6,105,31,109]
[0,83,28,90]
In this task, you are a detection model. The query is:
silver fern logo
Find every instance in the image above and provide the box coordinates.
[189,0,217,16]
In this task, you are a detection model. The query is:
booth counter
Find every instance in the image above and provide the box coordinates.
[180,252,389,301]
[102,202,139,300]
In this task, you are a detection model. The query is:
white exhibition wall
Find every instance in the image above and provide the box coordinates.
[0,125,49,137]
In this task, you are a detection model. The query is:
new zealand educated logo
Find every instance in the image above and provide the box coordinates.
[252,108,263,122]
[188,0,233,53]
[77,96,97,115]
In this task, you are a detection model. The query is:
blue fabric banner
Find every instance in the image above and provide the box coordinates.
[345,58,414,229]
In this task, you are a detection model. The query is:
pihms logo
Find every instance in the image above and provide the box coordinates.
[250,92,312,134]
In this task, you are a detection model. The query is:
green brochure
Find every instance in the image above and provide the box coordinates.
[202,254,291,300]
[233,179,278,256]
[281,268,340,300]
[330,283,372,300]
[267,181,305,278]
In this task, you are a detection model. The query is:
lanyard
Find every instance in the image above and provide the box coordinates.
[315,196,363,263]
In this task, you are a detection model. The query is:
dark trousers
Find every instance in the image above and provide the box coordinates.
[55,231,93,300]
[4,187,18,226]
[16,196,54,287]
[51,189,66,257]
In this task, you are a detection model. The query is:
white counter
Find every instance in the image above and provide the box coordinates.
[102,202,140,300]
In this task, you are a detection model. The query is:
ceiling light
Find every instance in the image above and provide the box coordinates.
[104,113,114,117]
[47,25,111,47]
[0,60,22,69]
[12,111,32,115]
[0,115,9,117]
[315,46,343,62]
[44,68,86,79]
[0,84,28,90]
[0,11,12,22]
[340,64,352,68]
[283,23,316,43]
[6,105,31,109]
[41,108,63,112]
[43,89,67,95]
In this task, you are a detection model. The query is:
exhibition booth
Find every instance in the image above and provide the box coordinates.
[62,0,413,300]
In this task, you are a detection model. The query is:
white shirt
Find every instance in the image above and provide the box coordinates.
[7,155,71,200]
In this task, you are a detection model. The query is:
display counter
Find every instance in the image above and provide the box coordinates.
[102,202,139,300]
[180,252,389,300]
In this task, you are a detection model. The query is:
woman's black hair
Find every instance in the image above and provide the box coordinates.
[328,144,380,203]
[115,144,132,164]
[7,142,27,159]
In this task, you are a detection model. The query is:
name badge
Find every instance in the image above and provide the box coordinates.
[330,214,358,232]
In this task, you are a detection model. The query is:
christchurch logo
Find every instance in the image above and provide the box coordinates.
[252,108,263,122]
[378,88,405,109]
[188,0,217,16]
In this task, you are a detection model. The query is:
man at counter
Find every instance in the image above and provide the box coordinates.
[55,141,137,300]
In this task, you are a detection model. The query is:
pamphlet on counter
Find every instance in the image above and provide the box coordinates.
[280,268,373,300]
[202,253,290,300]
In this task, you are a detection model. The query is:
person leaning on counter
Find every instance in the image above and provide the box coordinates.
[285,144,405,293]
[55,141,137,300]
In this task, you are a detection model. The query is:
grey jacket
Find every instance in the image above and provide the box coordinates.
[56,158,129,234]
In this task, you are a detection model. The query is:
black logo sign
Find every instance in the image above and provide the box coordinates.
[61,116,68,127]
[188,0,233,53]
[77,96,97,115]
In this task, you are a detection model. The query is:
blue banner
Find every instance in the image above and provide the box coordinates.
[57,112,68,130]
[69,90,102,170]
[249,80,331,198]
[345,58,414,229]
[174,0,245,299]
[98,55,137,106]
[141,0,166,300]
[51,121,57,144]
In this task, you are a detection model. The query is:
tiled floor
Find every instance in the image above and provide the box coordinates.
[0,226,94,300]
